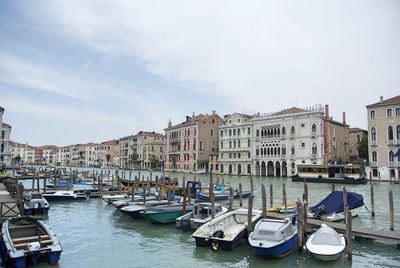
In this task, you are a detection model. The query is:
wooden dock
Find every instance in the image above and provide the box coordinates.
[265,211,400,245]
[0,182,21,221]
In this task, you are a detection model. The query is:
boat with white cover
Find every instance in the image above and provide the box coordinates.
[306,223,345,261]
[42,191,87,202]
[192,208,261,250]
[248,218,297,258]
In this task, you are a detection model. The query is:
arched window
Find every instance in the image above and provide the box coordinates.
[273,128,277,136]
[256,148,259,156]
[220,164,224,173]
[282,127,286,135]
[312,124,316,133]
[274,147,277,155]
[397,125,400,140]
[388,126,394,141]
[256,129,260,137]
[247,164,251,174]
[291,126,295,134]
[238,140,241,148]
[389,151,394,162]
[282,146,286,155]
[371,127,376,141]
[291,162,295,169]
[291,146,295,155]
[277,128,280,135]
[312,144,317,155]
[278,147,281,155]
[267,147,270,156]
[238,164,242,174]
[372,151,377,162]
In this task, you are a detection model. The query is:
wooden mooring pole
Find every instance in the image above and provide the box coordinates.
[209,170,215,219]
[229,188,233,211]
[303,183,308,204]
[261,183,266,218]
[269,184,273,208]
[239,183,243,207]
[297,205,305,251]
[247,194,254,233]
[346,209,353,261]
[332,183,335,192]
[283,183,287,209]
[389,190,394,231]
[370,182,375,217]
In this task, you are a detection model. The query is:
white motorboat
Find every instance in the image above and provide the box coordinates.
[42,191,87,202]
[176,203,228,230]
[306,223,346,261]
[102,194,129,204]
[192,208,261,250]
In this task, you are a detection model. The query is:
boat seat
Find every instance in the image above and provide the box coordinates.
[8,224,38,230]
[40,239,53,246]
[12,235,50,244]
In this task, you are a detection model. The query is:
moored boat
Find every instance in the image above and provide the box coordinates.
[140,204,192,224]
[307,191,364,221]
[0,216,62,268]
[196,185,252,201]
[42,191,87,202]
[192,208,262,250]
[306,223,345,261]
[292,164,367,184]
[176,203,228,230]
[248,218,297,258]
[120,200,171,218]
[23,192,50,216]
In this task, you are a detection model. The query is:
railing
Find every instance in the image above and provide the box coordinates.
[396,140,400,145]
[290,134,295,139]
[0,202,22,221]
[370,141,377,146]
[311,154,317,159]
[370,162,378,167]
[387,140,395,146]
[388,162,396,168]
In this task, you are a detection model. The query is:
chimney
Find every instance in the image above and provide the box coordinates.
[380,96,384,103]
[212,110,216,115]
[325,104,329,119]
[186,116,190,122]
[342,112,346,125]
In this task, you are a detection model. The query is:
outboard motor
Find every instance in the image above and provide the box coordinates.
[313,205,326,220]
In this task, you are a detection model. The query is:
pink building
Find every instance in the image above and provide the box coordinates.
[164,112,223,173]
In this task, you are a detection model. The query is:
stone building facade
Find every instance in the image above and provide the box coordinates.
[348,128,368,162]
[164,111,223,173]
[366,95,400,180]
[218,113,253,175]
[252,106,325,177]
[0,107,12,166]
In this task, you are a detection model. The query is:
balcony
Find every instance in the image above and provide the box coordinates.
[388,162,396,168]
[311,154,317,159]
[289,134,295,139]
[370,162,378,167]
[370,141,377,146]
[281,135,286,140]
[290,154,295,160]
[311,132,317,139]
[387,140,395,146]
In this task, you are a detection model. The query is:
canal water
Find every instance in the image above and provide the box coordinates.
[17,169,400,267]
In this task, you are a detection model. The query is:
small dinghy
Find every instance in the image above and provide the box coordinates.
[192,208,261,250]
[23,192,50,216]
[0,216,62,268]
[176,202,228,230]
[306,223,345,261]
[248,218,297,258]
[140,204,193,224]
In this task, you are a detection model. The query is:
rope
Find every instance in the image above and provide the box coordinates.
[364,204,371,213]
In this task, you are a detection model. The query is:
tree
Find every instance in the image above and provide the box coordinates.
[358,136,369,161]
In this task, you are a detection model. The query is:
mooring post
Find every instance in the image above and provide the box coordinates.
[222,178,224,185]
[250,174,254,194]
[216,176,220,185]
[297,205,304,251]
[143,186,146,204]
[209,169,215,219]
[112,175,115,192]
[332,184,335,192]
[343,187,348,223]
[266,184,272,209]
[370,182,375,217]
[43,175,47,194]
[129,171,132,180]
[239,183,243,207]
[389,190,394,231]
[261,183,266,218]
[187,180,191,204]
[229,188,233,211]
[36,174,40,192]
[18,182,25,215]
[247,194,254,233]
[283,183,287,209]
[346,209,353,261]
[304,183,308,204]
[117,175,121,195]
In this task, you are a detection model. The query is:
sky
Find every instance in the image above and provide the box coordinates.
[0,1,399,147]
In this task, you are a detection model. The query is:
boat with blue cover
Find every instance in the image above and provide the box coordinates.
[0,216,62,268]
[196,184,252,201]
[307,191,364,221]
[248,218,297,258]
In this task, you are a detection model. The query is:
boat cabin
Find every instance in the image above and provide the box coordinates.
[297,164,363,179]
[251,219,295,242]
[193,203,223,219]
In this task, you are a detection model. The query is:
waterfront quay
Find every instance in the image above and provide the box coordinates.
[0,168,399,267]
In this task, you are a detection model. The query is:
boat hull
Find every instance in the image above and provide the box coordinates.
[141,210,190,224]
[251,234,297,258]
[42,195,86,202]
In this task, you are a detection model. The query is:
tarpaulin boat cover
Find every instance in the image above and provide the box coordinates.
[309,191,364,214]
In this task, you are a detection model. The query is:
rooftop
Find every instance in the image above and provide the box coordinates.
[349,127,367,133]
[366,95,400,108]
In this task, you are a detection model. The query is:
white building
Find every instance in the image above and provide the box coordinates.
[218,113,253,175]
[252,106,325,177]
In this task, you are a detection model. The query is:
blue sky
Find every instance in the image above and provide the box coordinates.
[1,1,399,146]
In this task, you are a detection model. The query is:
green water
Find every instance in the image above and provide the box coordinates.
[23,169,400,267]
